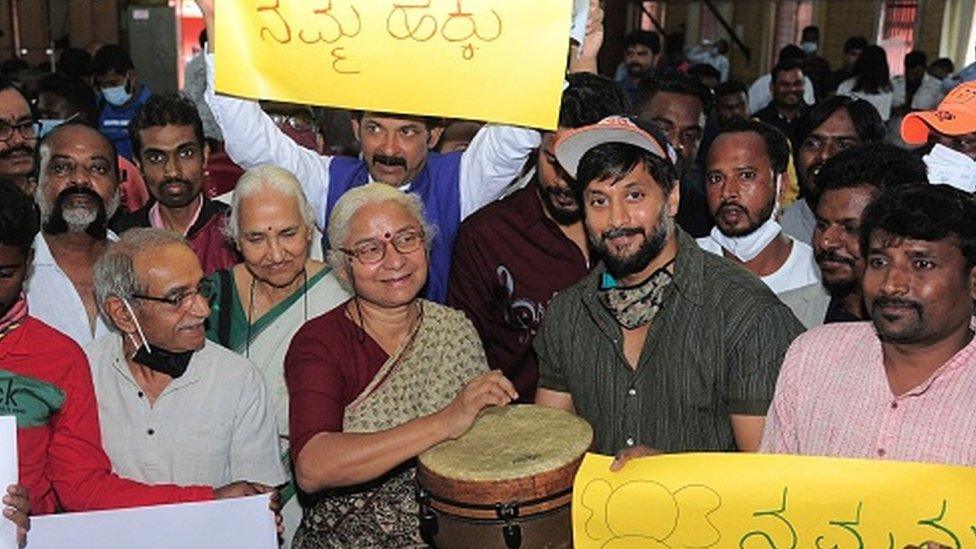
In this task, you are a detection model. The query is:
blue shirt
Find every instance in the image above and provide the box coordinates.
[98,84,152,161]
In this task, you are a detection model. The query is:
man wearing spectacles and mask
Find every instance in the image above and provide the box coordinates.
[86,228,286,494]
[0,78,40,196]
[111,94,240,276]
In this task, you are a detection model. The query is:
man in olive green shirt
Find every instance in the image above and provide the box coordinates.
[535,116,803,465]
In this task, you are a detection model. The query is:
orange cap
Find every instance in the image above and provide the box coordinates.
[902,81,976,144]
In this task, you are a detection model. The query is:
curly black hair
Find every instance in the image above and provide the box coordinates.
[0,179,39,255]
[860,184,976,271]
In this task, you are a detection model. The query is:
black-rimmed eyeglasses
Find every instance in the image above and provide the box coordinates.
[131,279,215,309]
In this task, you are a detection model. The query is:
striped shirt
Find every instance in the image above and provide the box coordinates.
[535,230,804,455]
[761,320,976,465]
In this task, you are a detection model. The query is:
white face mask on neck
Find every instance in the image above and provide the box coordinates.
[709,174,783,262]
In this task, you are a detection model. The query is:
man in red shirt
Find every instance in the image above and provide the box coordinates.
[0,180,262,517]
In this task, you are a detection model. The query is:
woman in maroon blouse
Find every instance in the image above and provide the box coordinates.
[284,183,517,547]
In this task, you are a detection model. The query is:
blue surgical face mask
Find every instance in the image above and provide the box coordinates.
[800,41,818,55]
[38,119,65,137]
[102,84,132,107]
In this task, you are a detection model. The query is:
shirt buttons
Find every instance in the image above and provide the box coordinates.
[877,448,886,457]
[137,391,144,398]
[625,437,635,446]
[891,401,898,409]
[628,388,637,396]
[147,429,155,436]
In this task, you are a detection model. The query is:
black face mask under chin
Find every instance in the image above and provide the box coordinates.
[121,298,193,378]
[131,343,193,378]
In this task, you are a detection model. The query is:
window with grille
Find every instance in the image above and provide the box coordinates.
[878,0,919,76]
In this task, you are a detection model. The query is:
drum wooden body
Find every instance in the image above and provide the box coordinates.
[417,405,593,549]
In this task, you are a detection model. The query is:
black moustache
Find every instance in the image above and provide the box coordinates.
[544,186,575,200]
[602,227,644,240]
[160,179,191,189]
[0,144,34,159]
[43,186,108,239]
[815,251,855,267]
[871,296,922,312]
[373,154,407,168]
[718,202,747,214]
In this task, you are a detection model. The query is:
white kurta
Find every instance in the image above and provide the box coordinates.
[85,336,287,488]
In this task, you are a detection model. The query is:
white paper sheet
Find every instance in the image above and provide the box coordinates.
[28,493,276,549]
[0,416,17,549]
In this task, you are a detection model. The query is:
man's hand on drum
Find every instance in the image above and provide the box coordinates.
[440,370,518,439]
[610,445,663,472]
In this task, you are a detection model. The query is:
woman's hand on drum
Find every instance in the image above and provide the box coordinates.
[440,371,518,440]
[610,445,663,472]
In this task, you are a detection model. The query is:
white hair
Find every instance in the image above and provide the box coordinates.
[93,228,188,317]
[325,183,435,287]
[224,165,317,242]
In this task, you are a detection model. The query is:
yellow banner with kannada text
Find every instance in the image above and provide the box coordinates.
[214,0,573,130]
[573,453,976,548]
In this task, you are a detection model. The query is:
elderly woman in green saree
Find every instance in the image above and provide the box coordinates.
[285,183,517,548]
[205,165,350,546]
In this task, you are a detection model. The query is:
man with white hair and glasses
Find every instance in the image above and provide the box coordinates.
[86,227,287,494]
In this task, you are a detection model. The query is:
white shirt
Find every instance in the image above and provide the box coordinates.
[781,198,816,245]
[748,73,816,115]
[26,232,115,346]
[836,78,893,121]
[203,54,540,228]
[686,46,730,82]
[697,235,820,295]
[84,336,287,488]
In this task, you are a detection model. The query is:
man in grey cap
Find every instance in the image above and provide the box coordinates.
[533,116,803,467]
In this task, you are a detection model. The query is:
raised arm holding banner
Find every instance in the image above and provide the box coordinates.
[213,0,573,130]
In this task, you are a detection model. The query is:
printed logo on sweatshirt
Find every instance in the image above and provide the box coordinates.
[0,369,66,428]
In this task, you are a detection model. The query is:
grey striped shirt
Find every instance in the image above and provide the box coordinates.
[534,230,804,455]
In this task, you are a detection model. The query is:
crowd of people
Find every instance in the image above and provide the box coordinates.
[1,0,976,546]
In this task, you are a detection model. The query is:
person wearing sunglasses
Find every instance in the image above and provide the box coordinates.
[86,227,287,502]
[284,183,516,547]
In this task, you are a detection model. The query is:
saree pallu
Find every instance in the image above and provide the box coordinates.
[292,300,489,548]
[207,267,350,548]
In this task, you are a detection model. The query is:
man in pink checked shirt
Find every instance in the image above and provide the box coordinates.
[761,183,976,466]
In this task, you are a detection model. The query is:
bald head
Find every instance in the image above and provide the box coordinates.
[40,123,117,164]
[37,123,121,237]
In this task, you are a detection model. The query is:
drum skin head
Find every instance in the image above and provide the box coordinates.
[420,405,593,482]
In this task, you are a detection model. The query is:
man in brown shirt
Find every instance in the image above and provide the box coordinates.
[534,116,802,464]
[447,73,629,401]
